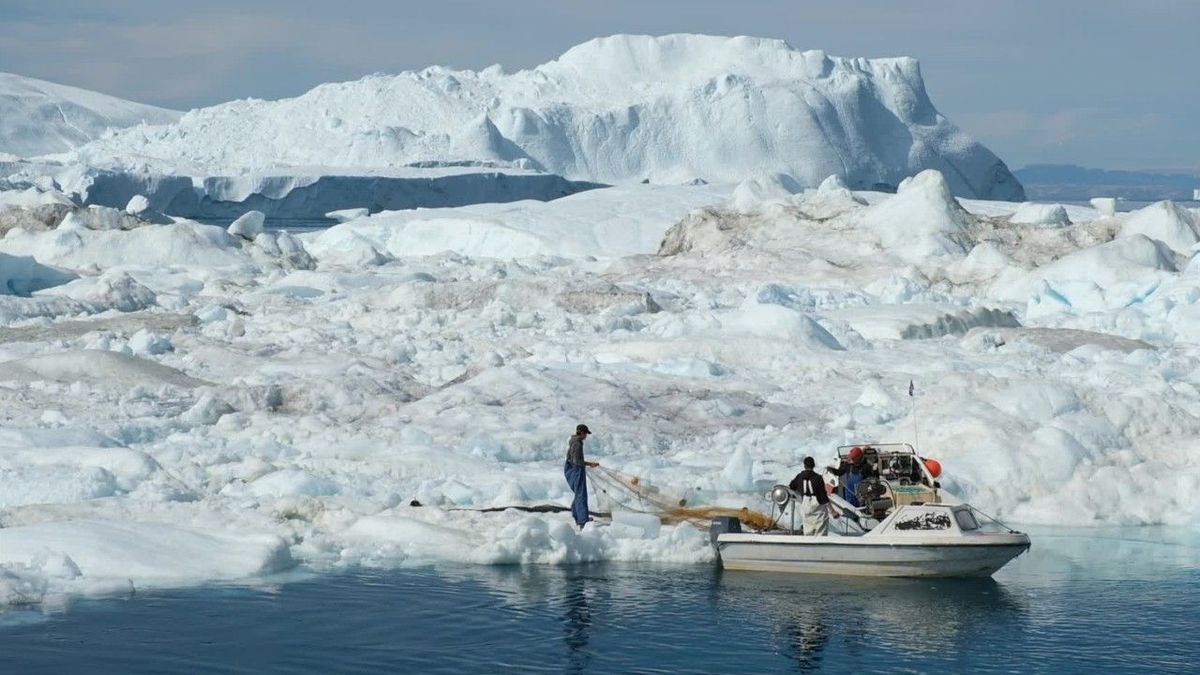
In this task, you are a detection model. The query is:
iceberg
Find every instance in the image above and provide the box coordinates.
[0,73,178,158]
[67,34,1023,200]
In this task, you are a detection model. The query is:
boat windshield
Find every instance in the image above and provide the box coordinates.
[954,509,980,531]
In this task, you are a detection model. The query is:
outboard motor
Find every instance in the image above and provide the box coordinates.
[709,516,742,546]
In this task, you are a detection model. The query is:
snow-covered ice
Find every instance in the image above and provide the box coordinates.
[1118,200,1200,254]
[227,211,266,241]
[1009,202,1071,227]
[0,521,292,604]
[306,182,730,260]
[1090,197,1118,217]
[0,73,178,158]
[860,170,973,260]
[2,169,1198,607]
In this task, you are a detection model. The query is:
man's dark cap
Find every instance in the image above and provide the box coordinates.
[576,424,591,435]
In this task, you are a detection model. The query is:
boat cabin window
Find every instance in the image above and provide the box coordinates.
[954,509,980,532]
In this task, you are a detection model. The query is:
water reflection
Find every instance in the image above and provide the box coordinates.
[429,562,1032,673]
[0,565,1186,675]
[562,574,592,674]
[779,604,829,672]
[717,570,1028,670]
[2,529,1196,674]
[1008,527,1200,585]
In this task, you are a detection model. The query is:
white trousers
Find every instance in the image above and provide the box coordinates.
[801,496,829,536]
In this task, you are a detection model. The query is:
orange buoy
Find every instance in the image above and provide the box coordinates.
[924,457,943,478]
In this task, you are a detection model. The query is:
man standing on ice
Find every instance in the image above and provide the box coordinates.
[790,456,835,535]
[565,424,599,529]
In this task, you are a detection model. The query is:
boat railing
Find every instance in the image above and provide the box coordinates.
[962,504,1024,534]
[768,485,872,536]
[836,442,917,455]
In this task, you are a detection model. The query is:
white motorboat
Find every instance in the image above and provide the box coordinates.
[714,502,1029,577]
[711,443,1031,578]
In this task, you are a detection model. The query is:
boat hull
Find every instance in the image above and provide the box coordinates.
[717,535,1030,578]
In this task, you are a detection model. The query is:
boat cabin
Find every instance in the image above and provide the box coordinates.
[870,503,983,538]
[833,442,942,512]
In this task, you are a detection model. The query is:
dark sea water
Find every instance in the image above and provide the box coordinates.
[1,528,1197,674]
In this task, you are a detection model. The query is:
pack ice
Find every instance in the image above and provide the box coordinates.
[1,47,1198,609]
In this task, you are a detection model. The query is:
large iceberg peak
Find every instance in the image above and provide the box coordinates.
[67,34,1023,200]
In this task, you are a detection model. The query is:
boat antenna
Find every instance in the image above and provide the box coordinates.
[909,379,920,454]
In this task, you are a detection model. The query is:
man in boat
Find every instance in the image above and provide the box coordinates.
[789,456,836,535]
[827,446,877,507]
[564,424,600,529]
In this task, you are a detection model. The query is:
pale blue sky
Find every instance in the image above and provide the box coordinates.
[1,0,1194,170]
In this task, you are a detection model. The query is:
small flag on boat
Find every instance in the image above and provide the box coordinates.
[908,380,915,397]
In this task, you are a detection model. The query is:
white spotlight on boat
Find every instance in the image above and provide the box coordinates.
[769,485,793,507]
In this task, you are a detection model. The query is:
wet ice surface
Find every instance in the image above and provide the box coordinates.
[2,528,1196,674]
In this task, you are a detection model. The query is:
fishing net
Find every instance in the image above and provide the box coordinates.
[588,466,778,531]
